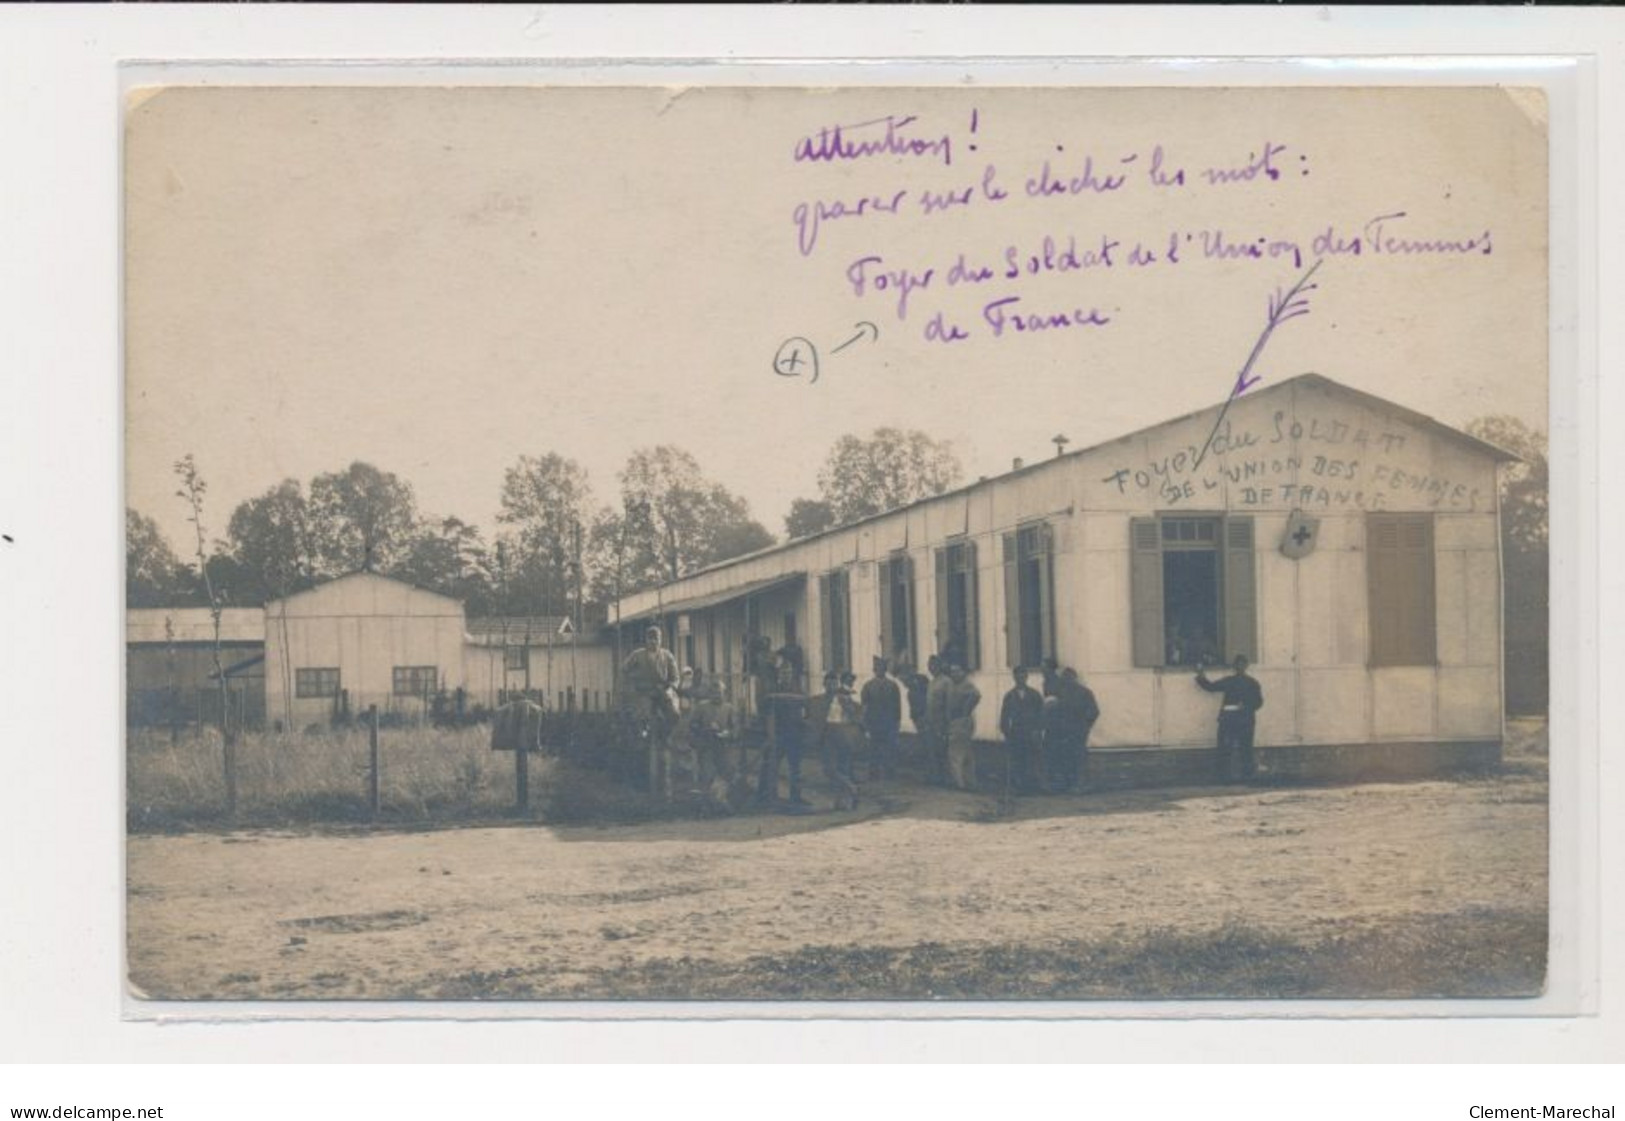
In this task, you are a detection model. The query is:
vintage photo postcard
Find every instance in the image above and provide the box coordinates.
[123,83,1548,1003]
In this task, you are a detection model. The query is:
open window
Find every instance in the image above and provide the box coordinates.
[934,538,981,671]
[877,552,916,668]
[1130,515,1256,668]
[818,567,852,675]
[1367,513,1436,666]
[1003,522,1056,669]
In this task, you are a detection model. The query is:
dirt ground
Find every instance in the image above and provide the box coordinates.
[126,724,1548,1001]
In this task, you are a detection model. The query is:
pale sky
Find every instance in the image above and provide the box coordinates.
[125,85,1547,552]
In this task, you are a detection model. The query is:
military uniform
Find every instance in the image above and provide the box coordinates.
[1197,670,1264,781]
[945,677,981,791]
[999,682,1044,793]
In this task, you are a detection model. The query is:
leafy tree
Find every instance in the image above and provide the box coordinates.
[398,515,496,614]
[813,428,963,526]
[615,446,775,589]
[308,461,419,574]
[496,453,598,617]
[126,507,195,607]
[225,479,320,603]
[1467,415,1548,715]
[784,497,837,540]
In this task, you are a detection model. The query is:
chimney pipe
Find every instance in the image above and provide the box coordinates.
[1012,457,1024,471]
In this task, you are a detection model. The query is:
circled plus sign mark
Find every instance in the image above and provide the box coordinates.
[773,337,819,384]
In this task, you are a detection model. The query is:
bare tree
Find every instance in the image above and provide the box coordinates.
[174,454,237,818]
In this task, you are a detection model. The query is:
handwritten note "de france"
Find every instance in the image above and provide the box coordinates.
[779,88,1540,359]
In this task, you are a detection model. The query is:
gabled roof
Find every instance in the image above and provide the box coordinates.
[263,569,463,610]
[465,616,577,644]
[620,372,1520,599]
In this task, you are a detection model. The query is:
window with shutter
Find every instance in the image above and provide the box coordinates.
[1367,513,1436,665]
[1129,514,1256,667]
[1130,518,1165,667]
[1005,522,1057,669]
[818,572,833,673]
[878,552,915,667]
[1003,532,1023,669]
[1223,517,1258,663]
[935,538,981,670]
[819,568,852,675]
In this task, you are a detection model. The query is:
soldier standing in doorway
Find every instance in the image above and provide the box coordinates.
[1195,655,1265,782]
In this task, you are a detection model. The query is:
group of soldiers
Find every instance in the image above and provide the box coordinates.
[616,624,1267,812]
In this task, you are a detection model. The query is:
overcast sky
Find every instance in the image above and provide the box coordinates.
[125,85,1547,552]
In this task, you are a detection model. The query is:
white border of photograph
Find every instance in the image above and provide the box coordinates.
[0,4,1616,1066]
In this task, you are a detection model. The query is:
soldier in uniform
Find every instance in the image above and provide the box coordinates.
[688,679,740,808]
[924,655,953,785]
[999,666,1045,795]
[756,654,809,809]
[1054,667,1101,793]
[944,663,981,792]
[811,670,862,811]
[1196,655,1265,782]
[860,655,903,782]
[620,625,680,796]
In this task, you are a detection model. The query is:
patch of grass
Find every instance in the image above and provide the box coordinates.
[127,725,540,830]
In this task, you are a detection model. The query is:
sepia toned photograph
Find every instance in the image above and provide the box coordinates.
[123,82,1549,1003]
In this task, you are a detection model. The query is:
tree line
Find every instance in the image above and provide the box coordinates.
[127,417,1546,715]
[126,429,966,620]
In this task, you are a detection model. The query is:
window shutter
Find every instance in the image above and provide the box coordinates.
[1003,533,1023,668]
[1368,514,1436,665]
[900,552,916,662]
[1041,547,1057,663]
[934,546,950,652]
[1368,517,1399,665]
[1223,516,1258,663]
[878,558,895,661]
[963,539,981,671]
[818,572,834,676]
[1410,518,1436,665]
[1130,518,1164,668]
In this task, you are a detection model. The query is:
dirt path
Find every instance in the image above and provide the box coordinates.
[126,757,1547,1001]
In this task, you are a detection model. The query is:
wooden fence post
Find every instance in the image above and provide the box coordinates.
[515,733,530,814]
[368,704,380,819]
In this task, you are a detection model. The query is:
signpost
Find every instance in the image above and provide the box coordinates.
[491,696,544,814]
[367,704,381,819]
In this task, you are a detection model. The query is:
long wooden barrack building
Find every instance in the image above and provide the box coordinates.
[612,374,1517,779]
